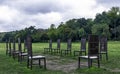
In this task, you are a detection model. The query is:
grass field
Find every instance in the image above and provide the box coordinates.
[0,41,120,74]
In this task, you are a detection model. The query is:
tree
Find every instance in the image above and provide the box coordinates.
[47,24,57,41]
[2,32,15,42]
[92,23,110,38]
[78,28,86,38]
[57,24,74,41]
[94,12,110,24]
[107,7,120,40]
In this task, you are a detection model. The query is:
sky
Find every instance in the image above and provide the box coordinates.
[0,0,120,32]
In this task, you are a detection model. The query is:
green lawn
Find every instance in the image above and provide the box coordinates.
[0,41,120,74]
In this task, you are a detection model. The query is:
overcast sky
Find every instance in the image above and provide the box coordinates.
[0,0,120,32]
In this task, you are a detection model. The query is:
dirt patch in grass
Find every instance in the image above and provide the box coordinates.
[101,67,120,72]
[40,55,88,73]
[34,54,120,73]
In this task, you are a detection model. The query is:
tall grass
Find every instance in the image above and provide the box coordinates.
[0,41,120,74]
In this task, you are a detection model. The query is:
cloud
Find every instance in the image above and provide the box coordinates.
[96,0,120,7]
[23,12,62,28]
[0,0,119,32]
[0,5,19,23]
[1,0,70,14]
[97,0,120,4]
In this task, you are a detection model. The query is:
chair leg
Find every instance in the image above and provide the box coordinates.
[106,53,108,60]
[70,51,71,55]
[9,50,11,57]
[88,59,90,68]
[44,49,46,54]
[13,53,15,60]
[51,49,53,54]
[78,57,80,68]
[57,50,58,53]
[6,50,8,55]
[50,49,52,54]
[27,59,29,68]
[100,54,102,60]
[98,58,100,68]
[61,50,63,56]
[39,59,41,67]
[60,50,62,56]
[50,49,51,54]
[51,49,55,54]
[74,51,76,56]
[67,51,69,55]
[20,55,22,63]
[85,52,86,55]
[58,50,60,54]
[65,51,66,55]
[44,58,46,69]
[79,52,82,56]
[30,60,32,70]
[18,54,19,62]
[90,59,92,67]
[54,49,56,53]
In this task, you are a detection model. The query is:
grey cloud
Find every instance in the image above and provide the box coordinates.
[96,0,120,7]
[0,0,11,5]
[0,24,19,32]
[1,0,70,14]
[97,0,120,4]
[1,0,120,32]
[0,20,5,24]
[0,0,6,4]
[22,4,65,14]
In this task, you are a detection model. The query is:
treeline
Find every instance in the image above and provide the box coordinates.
[0,7,120,42]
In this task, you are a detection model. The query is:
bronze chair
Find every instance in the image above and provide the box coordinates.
[44,39,52,54]
[74,37,86,56]
[18,38,28,63]
[52,39,61,54]
[27,36,46,70]
[78,35,100,68]
[6,39,9,55]
[12,39,19,60]
[8,38,12,57]
[61,39,72,56]
[23,39,27,52]
[99,36,108,60]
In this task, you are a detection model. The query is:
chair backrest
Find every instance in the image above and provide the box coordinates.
[13,38,16,51]
[49,39,52,49]
[57,39,60,49]
[81,37,86,51]
[9,38,11,50]
[6,39,8,51]
[18,38,22,53]
[8,38,12,55]
[100,36,107,52]
[67,39,72,50]
[88,35,99,56]
[26,36,32,57]
[24,39,27,52]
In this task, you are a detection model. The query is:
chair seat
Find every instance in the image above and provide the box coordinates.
[80,50,86,52]
[13,51,19,54]
[44,48,52,49]
[61,49,71,51]
[74,50,85,52]
[74,50,80,52]
[79,55,98,59]
[100,51,107,54]
[21,53,28,56]
[29,55,45,59]
[53,48,60,50]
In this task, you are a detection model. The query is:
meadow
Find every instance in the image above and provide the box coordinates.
[0,41,120,74]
